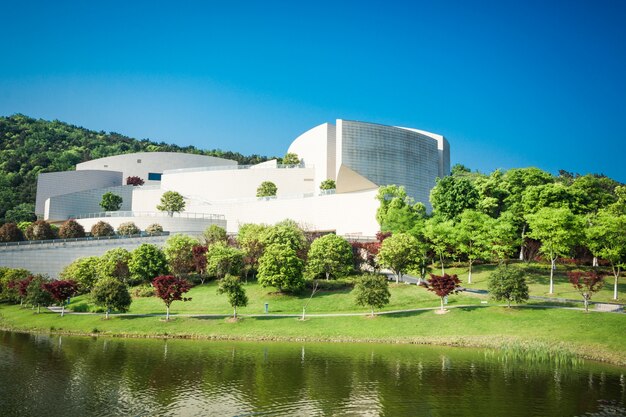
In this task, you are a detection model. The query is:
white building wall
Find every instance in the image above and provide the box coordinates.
[287,123,336,190]
[77,215,225,234]
[45,185,134,221]
[76,152,237,184]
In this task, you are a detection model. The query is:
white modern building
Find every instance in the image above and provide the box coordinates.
[36,120,450,237]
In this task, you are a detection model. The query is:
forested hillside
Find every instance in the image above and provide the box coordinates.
[0,114,272,221]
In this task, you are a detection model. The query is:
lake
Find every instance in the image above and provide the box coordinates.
[0,330,624,416]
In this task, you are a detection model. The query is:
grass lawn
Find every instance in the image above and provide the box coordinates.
[440,262,625,303]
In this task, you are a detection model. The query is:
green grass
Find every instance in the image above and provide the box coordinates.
[439,262,625,303]
[1,303,625,366]
[69,280,485,315]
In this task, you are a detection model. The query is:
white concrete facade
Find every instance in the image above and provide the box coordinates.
[36,120,450,236]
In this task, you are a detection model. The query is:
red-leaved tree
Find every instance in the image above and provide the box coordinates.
[152,275,192,320]
[126,176,145,186]
[8,276,34,306]
[567,271,604,312]
[425,274,462,311]
[192,245,208,282]
[44,280,79,317]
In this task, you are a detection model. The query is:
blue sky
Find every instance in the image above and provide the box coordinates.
[1,0,625,181]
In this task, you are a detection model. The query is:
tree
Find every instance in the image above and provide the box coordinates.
[237,223,267,279]
[430,176,479,220]
[91,221,114,237]
[526,207,582,294]
[354,274,391,316]
[454,210,493,284]
[585,211,626,300]
[201,224,228,246]
[487,266,529,308]
[256,181,278,198]
[320,179,336,190]
[260,220,307,254]
[157,191,186,216]
[282,152,300,165]
[4,203,36,223]
[163,234,199,276]
[205,241,244,279]
[377,233,419,283]
[126,176,145,186]
[217,274,248,319]
[25,275,53,314]
[425,274,462,311]
[91,277,132,319]
[24,220,55,241]
[98,248,132,283]
[306,234,353,280]
[61,256,100,292]
[423,217,455,275]
[11,275,34,306]
[0,222,24,242]
[117,222,140,236]
[152,275,192,320]
[44,280,79,317]
[145,223,163,235]
[488,211,520,264]
[258,243,304,292]
[567,271,604,312]
[129,244,169,283]
[375,185,425,234]
[99,192,123,211]
[58,219,85,239]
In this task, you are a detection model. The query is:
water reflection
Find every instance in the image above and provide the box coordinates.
[0,331,624,417]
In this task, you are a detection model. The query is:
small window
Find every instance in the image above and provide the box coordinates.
[137,159,142,163]
[148,172,162,181]
[104,165,108,168]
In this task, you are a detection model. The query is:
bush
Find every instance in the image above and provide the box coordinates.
[256,181,278,197]
[0,223,24,242]
[17,221,32,232]
[91,221,114,237]
[98,248,131,282]
[24,220,55,241]
[129,244,169,283]
[117,222,140,236]
[60,256,100,293]
[145,223,163,235]
[132,284,155,297]
[58,220,85,239]
[100,192,123,211]
[126,176,145,186]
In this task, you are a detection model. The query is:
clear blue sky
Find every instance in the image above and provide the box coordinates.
[1,0,625,181]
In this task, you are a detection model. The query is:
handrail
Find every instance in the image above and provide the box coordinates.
[0,231,171,248]
[72,211,226,220]
[163,163,312,175]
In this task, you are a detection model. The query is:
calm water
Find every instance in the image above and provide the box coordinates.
[0,331,625,416]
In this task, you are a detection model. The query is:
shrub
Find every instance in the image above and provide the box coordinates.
[97,248,132,282]
[145,223,163,235]
[24,220,55,241]
[58,220,85,239]
[164,234,199,276]
[100,192,123,211]
[25,275,53,313]
[202,224,227,246]
[205,242,244,278]
[354,274,391,316]
[256,181,277,197]
[17,221,32,232]
[129,244,169,283]
[320,179,336,190]
[132,284,155,297]
[91,221,114,237]
[117,222,140,236]
[487,266,529,308]
[126,176,145,186]
[0,223,24,242]
[258,243,304,293]
[60,256,100,293]
[91,277,132,319]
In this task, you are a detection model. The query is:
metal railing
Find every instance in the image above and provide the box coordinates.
[72,211,225,220]
[163,163,312,175]
[0,231,171,248]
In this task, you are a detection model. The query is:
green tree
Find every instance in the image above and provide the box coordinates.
[454,210,493,284]
[217,274,248,319]
[354,274,391,316]
[60,256,100,292]
[319,179,336,190]
[306,234,353,280]
[91,277,132,319]
[377,233,419,283]
[256,181,278,197]
[157,191,185,215]
[282,152,300,165]
[526,207,583,294]
[129,244,169,283]
[205,242,244,279]
[487,266,529,308]
[25,275,53,314]
[423,217,455,275]
[97,248,132,283]
[258,243,304,292]
[430,176,479,220]
[163,234,199,276]
[585,211,626,300]
[202,224,228,246]
[260,220,307,254]
[521,182,583,215]
[375,185,426,234]
[488,211,520,264]
[4,203,36,223]
[99,192,123,211]
[237,223,268,279]
[570,175,619,214]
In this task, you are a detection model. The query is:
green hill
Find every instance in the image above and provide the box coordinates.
[0,114,273,222]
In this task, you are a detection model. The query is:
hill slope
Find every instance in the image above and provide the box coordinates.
[0,114,273,221]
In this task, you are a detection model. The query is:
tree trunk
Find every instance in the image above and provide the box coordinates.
[234,306,237,319]
[468,260,473,284]
[549,258,555,294]
[440,297,444,311]
[166,305,170,321]
[106,309,110,320]
[61,304,65,317]
[302,307,306,320]
[583,296,589,312]
[371,307,374,317]
[614,275,619,301]
[440,254,445,275]
[519,224,526,261]
[395,271,400,284]
[593,257,598,267]
[507,298,511,308]
[37,305,40,314]
[326,271,330,281]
